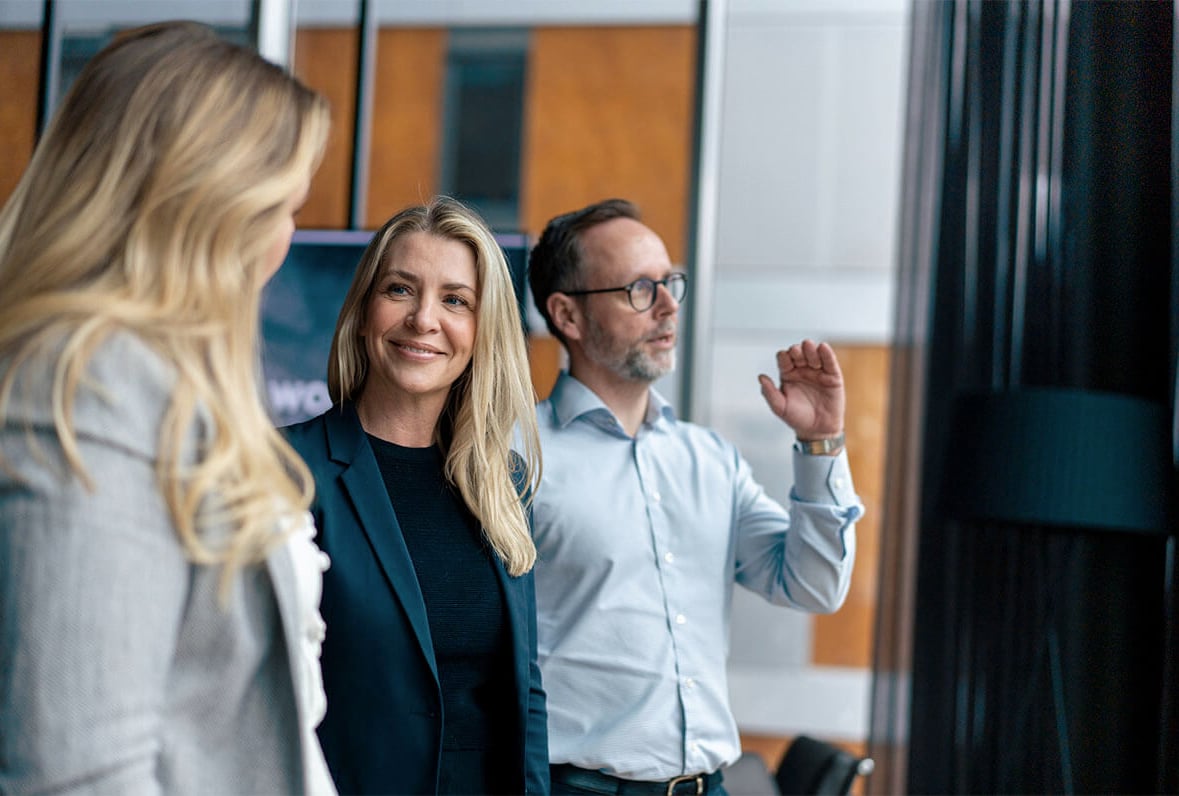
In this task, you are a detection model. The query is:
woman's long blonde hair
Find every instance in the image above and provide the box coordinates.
[0,22,331,578]
[328,197,542,576]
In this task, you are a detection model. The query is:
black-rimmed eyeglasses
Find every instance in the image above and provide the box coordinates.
[562,273,688,312]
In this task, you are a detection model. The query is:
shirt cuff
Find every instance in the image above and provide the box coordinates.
[792,447,857,506]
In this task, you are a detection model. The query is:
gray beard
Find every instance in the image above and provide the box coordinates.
[583,314,677,384]
[621,347,675,383]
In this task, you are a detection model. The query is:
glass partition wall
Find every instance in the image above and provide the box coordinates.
[0,2,908,788]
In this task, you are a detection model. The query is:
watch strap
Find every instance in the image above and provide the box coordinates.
[795,432,845,455]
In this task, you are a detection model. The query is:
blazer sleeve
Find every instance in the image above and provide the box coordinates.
[0,414,188,794]
[522,570,550,794]
[522,502,551,795]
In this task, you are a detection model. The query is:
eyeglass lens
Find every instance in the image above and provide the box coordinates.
[630,273,687,310]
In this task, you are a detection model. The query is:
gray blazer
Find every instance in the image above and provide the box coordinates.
[0,333,323,794]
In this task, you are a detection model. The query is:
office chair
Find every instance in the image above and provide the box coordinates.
[773,735,874,795]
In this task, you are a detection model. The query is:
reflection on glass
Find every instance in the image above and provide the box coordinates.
[441,28,528,231]
[40,1,255,125]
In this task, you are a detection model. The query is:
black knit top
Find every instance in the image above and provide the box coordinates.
[368,434,515,795]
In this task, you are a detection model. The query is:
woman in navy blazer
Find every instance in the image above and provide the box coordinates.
[285,198,548,795]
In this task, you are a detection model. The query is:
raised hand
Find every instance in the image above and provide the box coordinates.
[757,339,845,440]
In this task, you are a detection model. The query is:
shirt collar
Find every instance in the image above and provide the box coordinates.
[549,371,677,433]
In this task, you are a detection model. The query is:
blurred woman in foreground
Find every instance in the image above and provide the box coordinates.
[0,21,334,794]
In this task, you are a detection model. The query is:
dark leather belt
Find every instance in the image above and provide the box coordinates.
[551,764,723,796]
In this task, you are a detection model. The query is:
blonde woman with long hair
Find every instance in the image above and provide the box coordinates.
[284,196,548,795]
[0,22,335,794]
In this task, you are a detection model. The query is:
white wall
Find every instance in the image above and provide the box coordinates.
[703,0,909,741]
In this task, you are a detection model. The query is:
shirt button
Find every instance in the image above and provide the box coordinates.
[664,552,675,564]
[652,491,662,503]
[675,613,686,625]
[833,477,845,489]
[683,677,695,688]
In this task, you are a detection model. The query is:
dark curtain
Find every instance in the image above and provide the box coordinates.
[870,1,1179,793]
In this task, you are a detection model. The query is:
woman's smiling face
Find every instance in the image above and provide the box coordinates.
[358,231,478,416]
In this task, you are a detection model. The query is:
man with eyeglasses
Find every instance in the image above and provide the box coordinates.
[525,198,864,796]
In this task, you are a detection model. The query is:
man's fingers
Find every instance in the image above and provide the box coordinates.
[802,339,822,369]
[758,374,785,414]
[817,342,842,377]
[777,349,796,376]
[777,340,843,380]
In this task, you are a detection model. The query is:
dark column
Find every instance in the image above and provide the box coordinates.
[870,1,1178,793]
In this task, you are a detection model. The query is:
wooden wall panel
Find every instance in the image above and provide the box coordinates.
[365,28,446,228]
[528,334,564,400]
[811,344,890,668]
[0,31,41,207]
[520,26,696,264]
[293,28,357,230]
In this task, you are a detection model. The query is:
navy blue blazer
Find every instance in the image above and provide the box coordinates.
[285,403,549,795]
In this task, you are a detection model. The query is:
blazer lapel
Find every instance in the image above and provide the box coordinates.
[326,405,439,677]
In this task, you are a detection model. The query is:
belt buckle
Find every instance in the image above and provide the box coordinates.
[665,773,704,796]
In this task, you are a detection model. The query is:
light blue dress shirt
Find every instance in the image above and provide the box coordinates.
[531,372,864,782]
